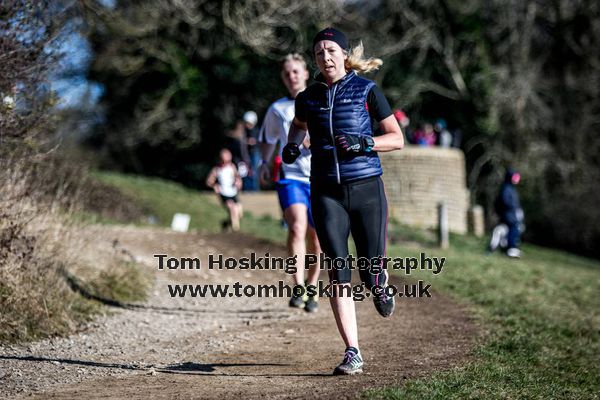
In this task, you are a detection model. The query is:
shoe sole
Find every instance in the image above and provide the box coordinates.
[333,368,363,376]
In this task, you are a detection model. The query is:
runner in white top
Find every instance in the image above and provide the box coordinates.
[259,53,322,312]
[216,163,238,198]
[206,149,243,231]
[260,97,311,183]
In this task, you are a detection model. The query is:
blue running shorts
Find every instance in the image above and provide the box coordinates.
[275,179,315,228]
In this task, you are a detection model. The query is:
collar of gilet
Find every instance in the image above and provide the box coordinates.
[315,70,356,88]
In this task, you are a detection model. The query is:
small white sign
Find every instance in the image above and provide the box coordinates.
[171,213,191,232]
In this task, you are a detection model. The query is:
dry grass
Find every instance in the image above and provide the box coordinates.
[0,164,89,341]
[0,156,150,343]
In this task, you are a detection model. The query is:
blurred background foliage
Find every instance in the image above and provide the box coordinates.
[2,0,599,257]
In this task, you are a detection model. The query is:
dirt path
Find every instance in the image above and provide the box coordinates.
[0,226,478,399]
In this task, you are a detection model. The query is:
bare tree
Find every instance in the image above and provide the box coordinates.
[221,0,343,56]
[0,0,76,149]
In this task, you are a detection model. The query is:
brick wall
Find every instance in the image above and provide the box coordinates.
[380,146,470,233]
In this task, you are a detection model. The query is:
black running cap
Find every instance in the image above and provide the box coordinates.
[312,27,348,52]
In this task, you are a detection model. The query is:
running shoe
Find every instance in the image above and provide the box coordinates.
[304,295,318,313]
[506,248,522,258]
[289,293,304,308]
[373,292,395,318]
[221,219,231,232]
[333,347,363,375]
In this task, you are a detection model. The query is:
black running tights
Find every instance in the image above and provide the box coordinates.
[310,176,388,289]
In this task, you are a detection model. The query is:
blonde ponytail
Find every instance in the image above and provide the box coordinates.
[344,42,382,74]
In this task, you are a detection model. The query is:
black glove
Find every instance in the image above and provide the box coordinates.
[282,143,301,164]
[335,134,374,154]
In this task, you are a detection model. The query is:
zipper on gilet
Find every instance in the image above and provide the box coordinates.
[327,84,341,184]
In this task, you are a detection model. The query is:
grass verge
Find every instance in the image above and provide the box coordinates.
[92,171,228,232]
[93,171,285,241]
[364,235,599,399]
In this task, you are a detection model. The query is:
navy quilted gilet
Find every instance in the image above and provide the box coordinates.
[303,71,383,184]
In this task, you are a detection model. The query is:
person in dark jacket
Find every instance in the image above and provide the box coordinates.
[282,27,404,375]
[490,168,524,258]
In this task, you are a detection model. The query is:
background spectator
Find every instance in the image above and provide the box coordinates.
[243,110,260,191]
[492,168,524,258]
[412,122,436,146]
[434,118,452,148]
[223,120,251,186]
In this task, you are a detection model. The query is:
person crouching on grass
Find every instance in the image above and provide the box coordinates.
[206,149,243,231]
